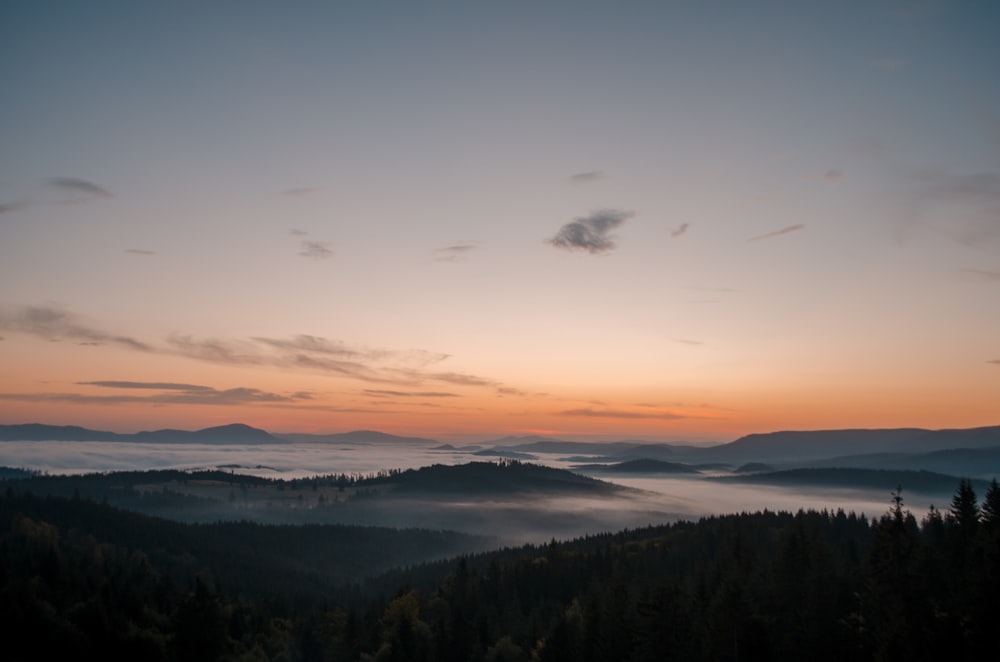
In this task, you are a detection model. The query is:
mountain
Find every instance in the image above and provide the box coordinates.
[695,426,1000,464]
[277,430,441,445]
[810,445,1000,478]
[0,423,126,442]
[0,423,280,444]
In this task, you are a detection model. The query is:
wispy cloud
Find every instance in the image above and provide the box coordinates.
[962,268,1000,280]
[0,305,152,351]
[548,209,634,254]
[557,407,687,420]
[570,171,605,183]
[299,240,333,260]
[0,201,26,215]
[824,169,844,182]
[747,224,805,242]
[78,380,213,391]
[364,389,459,398]
[289,228,309,236]
[433,243,478,262]
[281,187,319,196]
[899,169,1000,244]
[671,223,689,238]
[124,248,156,255]
[2,304,512,392]
[672,338,703,346]
[48,177,114,200]
[988,359,1000,366]
[1,385,312,406]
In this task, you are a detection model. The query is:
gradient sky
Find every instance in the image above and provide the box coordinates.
[2,1,999,442]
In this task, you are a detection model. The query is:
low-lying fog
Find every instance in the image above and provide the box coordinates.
[0,441,938,544]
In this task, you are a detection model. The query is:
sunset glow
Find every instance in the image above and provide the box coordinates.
[2,1,998,442]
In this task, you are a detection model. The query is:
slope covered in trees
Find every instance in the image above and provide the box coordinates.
[3,478,999,660]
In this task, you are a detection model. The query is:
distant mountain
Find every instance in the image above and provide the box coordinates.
[697,426,1000,464]
[810,445,1000,479]
[277,430,440,445]
[716,467,989,496]
[573,459,700,474]
[0,423,280,444]
[0,423,127,442]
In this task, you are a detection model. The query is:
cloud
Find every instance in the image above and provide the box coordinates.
[670,223,689,238]
[78,381,213,391]
[3,304,512,393]
[548,209,634,254]
[363,389,459,398]
[253,334,363,358]
[0,305,152,352]
[1,386,312,407]
[124,248,156,255]
[289,228,309,236]
[557,407,686,420]
[48,177,114,199]
[747,224,805,242]
[824,169,844,182]
[433,243,478,262]
[570,171,605,183]
[281,187,319,196]
[672,338,703,346]
[299,240,333,260]
[0,201,26,214]
[988,360,1000,365]
[963,268,1000,280]
[899,169,1000,244]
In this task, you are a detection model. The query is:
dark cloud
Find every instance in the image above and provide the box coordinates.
[433,244,478,262]
[747,224,805,242]
[0,305,152,352]
[988,359,1000,365]
[0,201,26,214]
[289,228,309,236]
[557,407,686,420]
[824,169,844,182]
[124,248,156,255]
[299,240,333,260]
[569,171,605,183]
[548,209,634,254]
[48,177,114,199]
[671,223,689,238]
[78,381,213,391]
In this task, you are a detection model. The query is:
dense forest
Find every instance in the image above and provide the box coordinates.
[3,475,999,661]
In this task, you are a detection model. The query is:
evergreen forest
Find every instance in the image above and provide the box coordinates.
[3,474,999,661]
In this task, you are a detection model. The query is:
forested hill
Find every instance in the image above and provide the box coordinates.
[715,467,993,495]
[4,479,999,660]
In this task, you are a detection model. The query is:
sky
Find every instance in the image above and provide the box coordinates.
[1,1,999,443]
